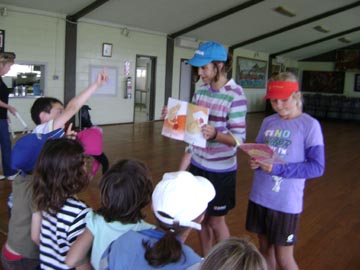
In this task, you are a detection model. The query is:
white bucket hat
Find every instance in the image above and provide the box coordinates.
[152,171,215,230]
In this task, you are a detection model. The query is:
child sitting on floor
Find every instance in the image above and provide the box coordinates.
[66,159,154,270]
[31,138,92,269]
[100,170,216,270]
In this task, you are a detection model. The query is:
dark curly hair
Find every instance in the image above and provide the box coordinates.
[32,138,89,213]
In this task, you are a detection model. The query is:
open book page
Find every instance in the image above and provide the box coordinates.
[239,143,286,165]
[161,98,209,148]
[184,103,209,148]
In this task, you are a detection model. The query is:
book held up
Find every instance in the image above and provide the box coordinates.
[239,143,286,165]
[161,98,209,148]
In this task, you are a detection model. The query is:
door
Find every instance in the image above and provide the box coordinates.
[179,59,195,102]
[134,55,156,122]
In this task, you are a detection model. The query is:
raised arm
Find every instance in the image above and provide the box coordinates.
[53,71,108,130]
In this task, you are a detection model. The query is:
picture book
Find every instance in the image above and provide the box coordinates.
[161,97,209,148]
[239,143,286,165]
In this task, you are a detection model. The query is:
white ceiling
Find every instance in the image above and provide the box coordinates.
[1,0,360,60]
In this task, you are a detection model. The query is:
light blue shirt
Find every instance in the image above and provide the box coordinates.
[100,229,202,270]
[86,210,154,270]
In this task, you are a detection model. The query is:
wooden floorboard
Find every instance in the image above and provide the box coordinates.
[0,112,359,269]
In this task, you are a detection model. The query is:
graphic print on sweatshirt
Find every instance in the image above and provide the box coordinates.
[264,128,292,192]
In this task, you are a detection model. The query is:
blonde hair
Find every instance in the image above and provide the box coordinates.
[269,72,303,110]
[200,237,267,270]
[269,72,297,83]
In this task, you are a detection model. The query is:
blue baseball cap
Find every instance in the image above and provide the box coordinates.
[187,41,228,67]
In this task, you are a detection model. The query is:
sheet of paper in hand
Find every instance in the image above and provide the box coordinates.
[239,143,286,165]
[162,97,209,148]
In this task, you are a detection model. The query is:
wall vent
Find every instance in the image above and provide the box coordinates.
[175,38,199,49]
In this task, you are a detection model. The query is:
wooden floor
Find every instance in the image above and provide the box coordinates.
[0,112,359,270]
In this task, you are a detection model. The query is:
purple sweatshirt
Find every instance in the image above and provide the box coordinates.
[249,113,325,214]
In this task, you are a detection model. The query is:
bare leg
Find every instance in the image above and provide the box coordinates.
[199,215,230,256]
[258,234,277,270]
[275,245,299,270]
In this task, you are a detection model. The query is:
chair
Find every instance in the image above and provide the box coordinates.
[352,98,360,121]
[327,95,343,119]
[340,98,354,120]
[303,94,316,116]
[314,94,331,119]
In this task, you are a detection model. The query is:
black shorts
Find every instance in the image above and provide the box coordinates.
[189,164,236,216]
[245,200,300,246]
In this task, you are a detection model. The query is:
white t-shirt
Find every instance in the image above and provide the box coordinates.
[32,120,54,134]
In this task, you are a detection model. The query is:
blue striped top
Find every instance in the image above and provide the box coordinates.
[39,197,90,270]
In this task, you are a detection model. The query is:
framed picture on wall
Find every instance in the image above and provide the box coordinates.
[0,30,4,52]
[90,65,118,96]
[354,74,360,92]
[301,71,345,93]
[102,43,112,57]
[236,57,267,88]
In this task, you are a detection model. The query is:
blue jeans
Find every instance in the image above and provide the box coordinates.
[0,119,17,176]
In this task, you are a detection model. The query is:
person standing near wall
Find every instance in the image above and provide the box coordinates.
[181,41,247,256]
[0,52,20,180]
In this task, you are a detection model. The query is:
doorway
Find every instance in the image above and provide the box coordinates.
[134,55,156,122]
[179,59,195,102]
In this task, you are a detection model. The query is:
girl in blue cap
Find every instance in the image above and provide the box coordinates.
[182,41,247,255]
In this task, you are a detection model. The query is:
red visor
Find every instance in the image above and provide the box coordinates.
[264,81,299,100]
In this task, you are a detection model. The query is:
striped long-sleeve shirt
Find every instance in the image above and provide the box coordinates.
[39,197,90,270]
[190,79,247,172]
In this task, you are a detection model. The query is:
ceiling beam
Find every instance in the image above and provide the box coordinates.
[271,26,360,57]
[168,0,264,39]
[67,0,109,22]
[229,1,360,50]
[65,0,109,113]
[301,42,360,61]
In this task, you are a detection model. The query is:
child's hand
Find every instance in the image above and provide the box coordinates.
[250,158,273,173]
[161,105,167,119]
[201,124,217,140]
[66,123,77,140]
[96,71,108,87]
[249,158,260,170]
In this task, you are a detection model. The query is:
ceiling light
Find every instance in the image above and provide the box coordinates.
[338,37,352,44]
[313,25,330,33]
[273,6,296,17]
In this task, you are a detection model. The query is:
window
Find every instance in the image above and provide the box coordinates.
[3,63,45,97]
